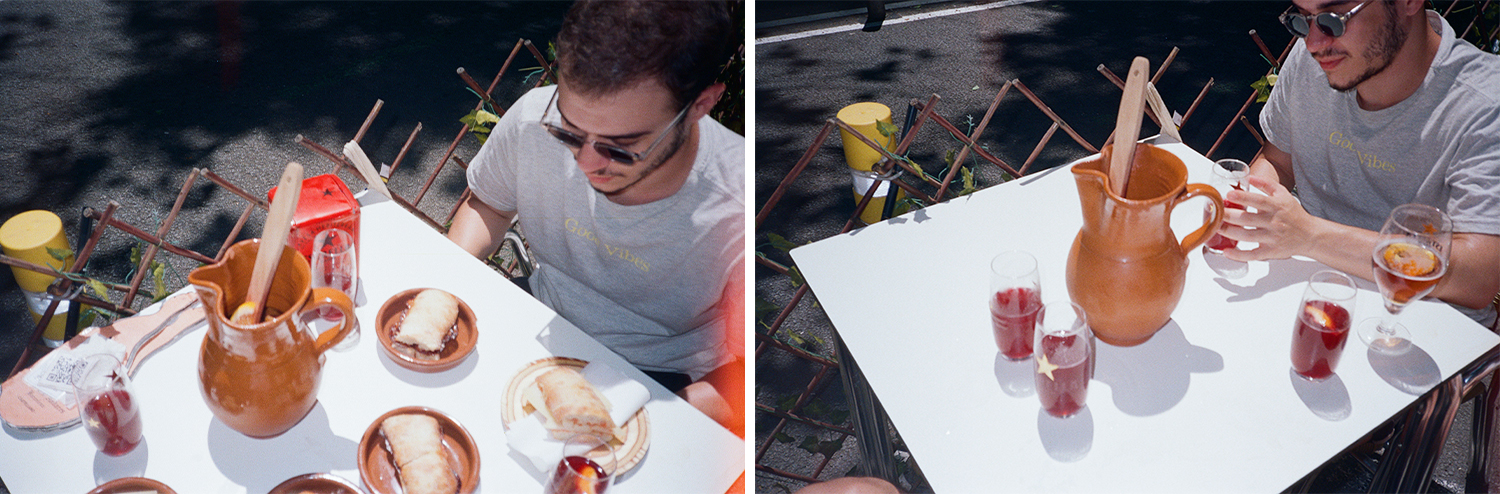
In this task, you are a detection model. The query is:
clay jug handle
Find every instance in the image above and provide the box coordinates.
[306,287,357,353]
[1176,183,1225,256]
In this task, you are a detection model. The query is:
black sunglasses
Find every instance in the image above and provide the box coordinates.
[538,89,690,165]
[1279,1,1371,38]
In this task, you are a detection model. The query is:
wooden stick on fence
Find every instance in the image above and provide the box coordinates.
[123,169,198,308]
[353,99,384,145]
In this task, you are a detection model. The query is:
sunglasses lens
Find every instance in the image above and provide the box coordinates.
[1282,14,1310,37]
[546,125,587,148]
[596,144,637,164]
[1316,14,1345,37]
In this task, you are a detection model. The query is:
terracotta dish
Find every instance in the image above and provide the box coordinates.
[87,477,176,494]
[358,406,480,494]
[268,472,363,494]
[502,357,652,476]
[376,288,478,372]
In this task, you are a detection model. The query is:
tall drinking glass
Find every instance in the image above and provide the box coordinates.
[1290,270,1357,380]
[1204,159,1249,255]
[73,354,143,456]
[1035,301,1092,418]
[1357,204,1452,353]
[990,251,1042,360]
[545,433,617,494]
[312,228,359,350]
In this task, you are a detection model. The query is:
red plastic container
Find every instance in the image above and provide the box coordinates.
[268,174,361,263]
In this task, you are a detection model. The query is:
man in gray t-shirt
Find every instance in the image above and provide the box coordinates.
[448,1,744,435]
[1222,0,1500,327]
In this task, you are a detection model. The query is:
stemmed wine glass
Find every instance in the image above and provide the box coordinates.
[1357,204,1452,353]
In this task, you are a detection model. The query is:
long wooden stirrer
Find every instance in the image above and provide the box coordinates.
[1110,56,1150,197]
[231,162,303,324]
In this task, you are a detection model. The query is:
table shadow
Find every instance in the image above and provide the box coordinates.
[1037,406,1093,462]
[1213,258,1321,303]
[1094,321,1223,417]
[377,346,480,387]
[1289,368,1352,421]
[993,352,1036,398]
[92,438,149,483]
[205,401,358,493]
[1367,344,1441,395]
[1203,250,1248,279]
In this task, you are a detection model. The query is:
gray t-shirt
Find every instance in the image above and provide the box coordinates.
[467,85,745,379]
[1261,11,1500,325]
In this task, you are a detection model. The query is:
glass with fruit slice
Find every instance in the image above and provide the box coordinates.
[1290,270,1357,380]
[546,433,616,494]
[1356,204,1451,354]
[1034,301,1092,418]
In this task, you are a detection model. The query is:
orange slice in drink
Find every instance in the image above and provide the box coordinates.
[1304,304,1334,330]
[1382,242,1439,278]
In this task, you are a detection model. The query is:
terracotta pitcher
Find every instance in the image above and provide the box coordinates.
[188,239,355,438]
[1065,143,1224,346]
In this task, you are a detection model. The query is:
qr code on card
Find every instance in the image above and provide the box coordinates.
[39,355,86,387]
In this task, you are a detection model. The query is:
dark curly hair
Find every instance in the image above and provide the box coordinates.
[555,0,735,111]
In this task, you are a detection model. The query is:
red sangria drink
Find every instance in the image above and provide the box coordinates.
[1204,159,1249,255]
[1290,270,1358,380]
[1035,332,1091,417]
[989,251,1041,361]
[1290,300,1352,380]
[547,455,610,494]
[1034,301,1091,418]
[991,287,1042,360]
[73,354,143,456]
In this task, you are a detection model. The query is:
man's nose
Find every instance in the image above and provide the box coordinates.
[575,144,611,173]
[1305,27,1334,53]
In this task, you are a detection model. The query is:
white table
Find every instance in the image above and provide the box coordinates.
[0,193,744,493]
[791,142,1500,492]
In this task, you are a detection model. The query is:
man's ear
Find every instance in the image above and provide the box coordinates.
[689,82,727,122]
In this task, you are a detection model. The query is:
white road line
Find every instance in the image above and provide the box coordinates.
[755,0,1043,45]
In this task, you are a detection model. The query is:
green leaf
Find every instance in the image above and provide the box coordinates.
[775,394,798,412]
[46,246,73,262]
[798,436,821,454]
[787,266,805,288]
[876,120,899,138]
[129,245,144,266]
[766,232,798,253]
[774,432,795,443]
[827,408,850,425]
[755,295,781,319]
[86,278,109,298]
[151,262,167,302]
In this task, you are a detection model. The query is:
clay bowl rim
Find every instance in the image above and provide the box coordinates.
[375,288,478,373]
[267,472,362,494]
[357,405,481,494]
[87,477,176,494]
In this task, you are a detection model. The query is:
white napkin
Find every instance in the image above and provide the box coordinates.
[505,361,651,473]
[22,335,128,407]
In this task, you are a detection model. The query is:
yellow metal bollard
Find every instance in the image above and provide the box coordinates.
[836,102,905,224]
[1,211,75,345]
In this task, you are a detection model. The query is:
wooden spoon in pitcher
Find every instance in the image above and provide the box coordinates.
[1109,56,1150,197]
[230,162,303,324]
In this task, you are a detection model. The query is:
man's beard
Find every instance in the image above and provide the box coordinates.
[1328,4,1407,92]
[595,122,690,198]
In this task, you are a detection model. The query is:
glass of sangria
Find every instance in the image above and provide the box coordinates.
[1357,204,1452,353]
[990,251,1043,361]
[72,354,143,456]
[545,433,616,494]
[1204,159,1249,255]
[1290,270,1357,380]
[311,228,359,350]
[1034,301,1092,418]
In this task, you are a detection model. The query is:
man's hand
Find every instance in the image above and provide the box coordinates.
[1219,175,1319,262]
